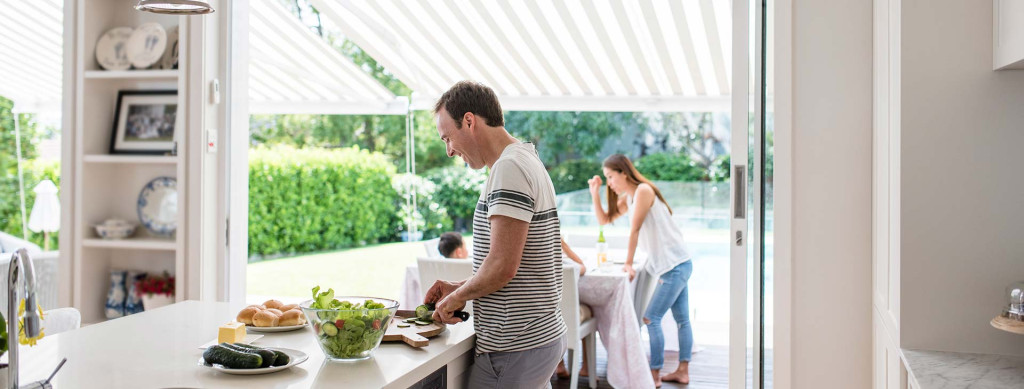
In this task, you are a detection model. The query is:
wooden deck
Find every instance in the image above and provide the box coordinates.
[551,343,773,388]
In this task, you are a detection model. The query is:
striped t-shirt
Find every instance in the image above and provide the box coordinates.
[471,142,566,353]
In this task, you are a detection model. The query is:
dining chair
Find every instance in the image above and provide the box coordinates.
[422,238,442,258]
[42,307,81,335]
[560,265,598,389]
[416,256,474,297]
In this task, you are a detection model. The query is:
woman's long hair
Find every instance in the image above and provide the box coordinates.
[603,154,673,216]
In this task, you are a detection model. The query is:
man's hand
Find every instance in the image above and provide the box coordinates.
[424,279,462,305]
[432,289,467,324]
[623,264,636,282]
[588,175,603,196]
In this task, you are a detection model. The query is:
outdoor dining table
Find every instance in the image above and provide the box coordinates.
[400,248,656,388]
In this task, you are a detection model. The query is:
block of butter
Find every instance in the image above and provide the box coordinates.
[218,321,247,344]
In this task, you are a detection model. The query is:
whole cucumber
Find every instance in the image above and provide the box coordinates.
[231,342,291,367]
[222,343,276,368]
[203,344,262,369]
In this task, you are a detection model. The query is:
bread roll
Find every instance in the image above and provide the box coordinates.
[252,310,280,327]
[263,299,284,310]
[279,303,299,312]
[265,308,283,317]
[236,306,261,325]
[278,309,306,326]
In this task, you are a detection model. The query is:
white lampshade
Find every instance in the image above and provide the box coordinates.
[135,0,214,15]
[28,179,60,233]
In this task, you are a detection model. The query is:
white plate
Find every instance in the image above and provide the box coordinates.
[137,177,177,236]
[199,347,308,375]
[127,22,167,69]
[246,323,309,333]
[197,334,263,350]
[95,27,133,70]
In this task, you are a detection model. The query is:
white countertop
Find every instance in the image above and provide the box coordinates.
[902,349,1024,389]
[12,300,475,388]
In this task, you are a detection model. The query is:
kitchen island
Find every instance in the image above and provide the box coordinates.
[13,301,475,388]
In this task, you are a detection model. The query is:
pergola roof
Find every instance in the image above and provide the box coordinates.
[309,0,731,112]
[0,0,63,113]
[249,0,407,115]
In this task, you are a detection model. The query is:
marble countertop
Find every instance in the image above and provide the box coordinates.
[902,349,1024,389]
[9,300,476,388]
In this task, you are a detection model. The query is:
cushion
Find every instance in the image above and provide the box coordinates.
[579,303,593,323]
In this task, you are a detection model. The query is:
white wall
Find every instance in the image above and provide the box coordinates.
[788,0,874,387]
[900,0,1024,356]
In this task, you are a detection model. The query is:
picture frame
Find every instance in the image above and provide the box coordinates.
[110,90,179,155]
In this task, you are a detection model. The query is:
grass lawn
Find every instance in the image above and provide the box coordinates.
[246,240,426,302]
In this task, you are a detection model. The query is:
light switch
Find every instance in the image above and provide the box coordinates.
[206,129,217,153]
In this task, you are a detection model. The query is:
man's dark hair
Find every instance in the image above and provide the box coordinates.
[438,232,465,258]
[432,81,504,129]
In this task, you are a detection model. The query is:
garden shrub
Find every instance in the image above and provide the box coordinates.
[425,166,487,232]
[248,146,400,258]
[634,153,707,181]
[392,173,452,240]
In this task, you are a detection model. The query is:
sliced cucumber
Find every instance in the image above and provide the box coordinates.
[403,318,418,323]
[397,323,410,328]
[322,321,339,336]
[414,320,432,326]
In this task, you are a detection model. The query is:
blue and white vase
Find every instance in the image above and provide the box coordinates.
[124,271,147,315]
[105,269,127,319]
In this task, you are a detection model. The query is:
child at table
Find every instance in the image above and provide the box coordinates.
[589,154,693,387]
[437,232,469,259]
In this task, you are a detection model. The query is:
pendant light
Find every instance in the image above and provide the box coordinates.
[135,0,214,15]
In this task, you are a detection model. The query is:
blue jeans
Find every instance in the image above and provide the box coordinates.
[644,260,693,369]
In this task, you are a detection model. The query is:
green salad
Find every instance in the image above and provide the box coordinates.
[307,286,394,359]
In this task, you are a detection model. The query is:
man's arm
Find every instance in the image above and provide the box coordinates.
[433,215,529,323]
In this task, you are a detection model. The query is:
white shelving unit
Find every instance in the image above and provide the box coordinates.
[69,0,189,324]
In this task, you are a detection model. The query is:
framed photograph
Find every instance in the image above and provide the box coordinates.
[110,90,179,155]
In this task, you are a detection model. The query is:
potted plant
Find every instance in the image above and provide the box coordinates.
[136,272,175,311]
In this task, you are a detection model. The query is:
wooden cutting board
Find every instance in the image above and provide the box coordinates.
[382,310,446,347]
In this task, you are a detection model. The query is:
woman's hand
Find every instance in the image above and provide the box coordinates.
[622,263,636,281]
[579,263,587,276]
[588,175,603,196]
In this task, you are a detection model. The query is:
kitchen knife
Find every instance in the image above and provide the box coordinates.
[416,303,470,322]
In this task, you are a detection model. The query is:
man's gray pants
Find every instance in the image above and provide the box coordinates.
[468,334,568,388]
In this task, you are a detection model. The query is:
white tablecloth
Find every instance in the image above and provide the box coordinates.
[400,250,655,389]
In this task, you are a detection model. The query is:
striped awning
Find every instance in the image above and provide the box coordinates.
[249,0,407,115]
[309,0,731,112]
[0,0,63,113]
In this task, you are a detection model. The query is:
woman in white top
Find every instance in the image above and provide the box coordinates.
[589,154,693,387]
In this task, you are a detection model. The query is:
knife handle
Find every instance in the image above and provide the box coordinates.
[453,310,470,321]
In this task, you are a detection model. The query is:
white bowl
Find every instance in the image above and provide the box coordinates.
[95,220,137,240]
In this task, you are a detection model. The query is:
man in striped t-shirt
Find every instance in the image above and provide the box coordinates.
[425,81,567,388]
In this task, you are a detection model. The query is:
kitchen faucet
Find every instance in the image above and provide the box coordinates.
[7,248,41,389]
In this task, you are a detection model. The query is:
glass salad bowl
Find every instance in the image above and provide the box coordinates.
[300,295,398,361]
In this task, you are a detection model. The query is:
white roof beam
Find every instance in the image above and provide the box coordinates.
[640,0,685,95]
[667,0,708,95]
[445,0,532,96]
[310,0,433,93]
[551,0,614,96]
[480,0,562,96]
[525,0,598,96]
[609,0,667,95]
[701,0,730,95]
[495,0,570,95]
[593,0,650,95]
[683,1,721,95]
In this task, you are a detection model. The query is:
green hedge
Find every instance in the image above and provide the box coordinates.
[634,153,708,182]
[248,146,400,258]
[425,166,487,231]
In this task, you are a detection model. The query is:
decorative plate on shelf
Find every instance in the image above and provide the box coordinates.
[127,22,167,69]
[137,177,177,237]
[160,25,179,70]
[95,27,134,71]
